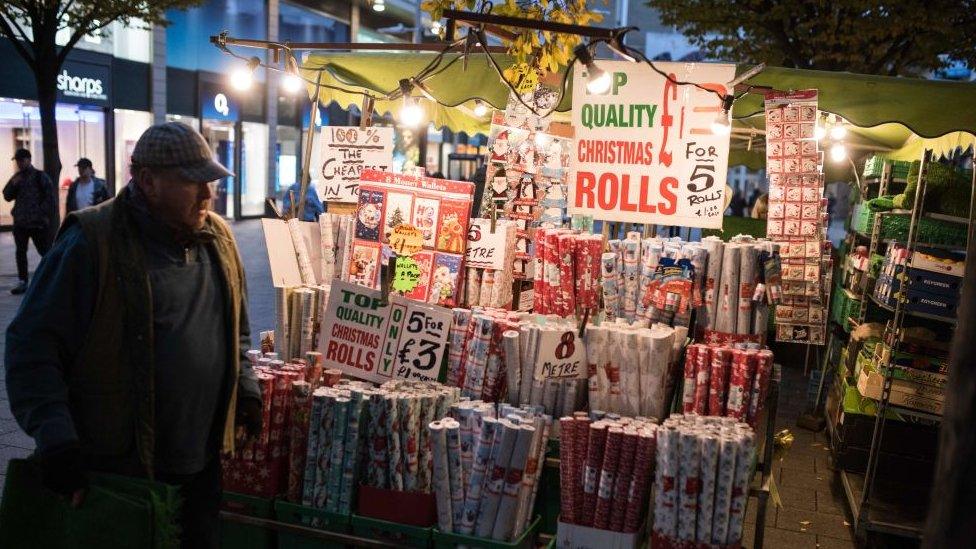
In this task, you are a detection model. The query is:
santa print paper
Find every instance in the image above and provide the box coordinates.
[356,189,385,241]
[429,253,463,307]
[413,196,441,248]
[348,241,381,288]
[436,200,470,255]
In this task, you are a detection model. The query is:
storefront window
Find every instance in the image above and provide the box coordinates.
[114,109,152,191]
[166,0,267,74]
[166,114,201,131]
[201,119,236,218]
[240,121,268,217]
[276,125,301,195]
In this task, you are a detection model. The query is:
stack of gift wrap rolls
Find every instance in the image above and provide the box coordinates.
[652,415,756,549]
[583,320,685,420]
[532,228,604,317]
[294,380,460,515]
[224,350,341,497]
[464,220,518,309]
[600,234,708,327]
[446,307,588,415]
[268,284,330,362]
[318,213,356,283]
[701,235,779,338]
[681,345,775,427]
[558,412,659,533]
[428,402,552,541]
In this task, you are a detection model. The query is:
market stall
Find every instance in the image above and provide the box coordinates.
[207,9,976,548]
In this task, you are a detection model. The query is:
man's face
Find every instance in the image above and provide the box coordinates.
[78,165,93,179]
[15,158,30,171]
[137,168,214,231]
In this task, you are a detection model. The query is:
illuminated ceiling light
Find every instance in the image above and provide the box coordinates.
[372,0,385,12]
[814,124,827,140]
[282,71,303,94]
[710,94,735,136]
[473,100,488,117]
[230,57,260,91]
[431,21,442,34]
[830,142,847,162]
[574,43,612,95]
[829,117,847,140]
[398,80,423,127]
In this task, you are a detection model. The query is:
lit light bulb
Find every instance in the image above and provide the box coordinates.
[431,21,442,34]
[710,112,731,135]
[230,67,253,91]
[830,142,847,162]
[400,97,423,127]
[814,124,827,140]
[282,72,303,93]
[372,0,385,12]
[829,121,847,140]
[473,100,488,117]
[586,67,612,94]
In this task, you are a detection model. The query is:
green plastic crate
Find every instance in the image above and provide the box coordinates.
[220,492,275,549]
[432,515,541,548]
[534,458,561,536]
[274,500,350,549]
[351,514,433,548]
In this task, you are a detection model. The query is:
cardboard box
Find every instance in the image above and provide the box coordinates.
[905,287,958,318]
[912,247,965,277]
[556,520,646,549]
[857,368,944,415]
[856,367,945,403]
[904,267,961,298]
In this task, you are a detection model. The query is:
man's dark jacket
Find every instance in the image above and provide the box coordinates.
[66,176,110,214]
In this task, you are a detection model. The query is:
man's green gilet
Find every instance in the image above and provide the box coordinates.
[63,193,245,478]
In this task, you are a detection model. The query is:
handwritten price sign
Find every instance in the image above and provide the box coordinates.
[533,328,587,380]
[317,126,394,203]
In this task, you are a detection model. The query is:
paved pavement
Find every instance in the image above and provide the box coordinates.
[0,219,857,548]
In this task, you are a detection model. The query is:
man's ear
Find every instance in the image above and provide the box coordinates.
[134,167,156,198]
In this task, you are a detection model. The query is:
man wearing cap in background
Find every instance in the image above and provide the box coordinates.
[66,157,110,214]
[5,122,264,548]
[2,148,57,295]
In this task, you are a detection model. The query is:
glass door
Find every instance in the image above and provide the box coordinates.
[201,120,235,218]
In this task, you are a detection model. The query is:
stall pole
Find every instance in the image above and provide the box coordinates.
[295,70,323,220]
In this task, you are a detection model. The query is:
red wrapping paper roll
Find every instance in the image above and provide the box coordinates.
[594,426,624,530]
[559,417,578,523]
[586,236,604,311]
[609,428,639,531]
[286,381,312,502]
[681,345,699,413]
[748,350,775,425]
[305,351,323,387]
[558,233,577,317]
[322,368,342,387]
[581,422,608,526]
[534,229,548,314]
[726,350,758,420]
[623,428,657,533]
[692,346,711,415]
[546,230,562,314]
[708,347,732,416]
[573,416,590,525]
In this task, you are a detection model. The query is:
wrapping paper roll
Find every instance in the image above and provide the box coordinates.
[624,427,657,533]
[429,420,454,533]
[445,419,465,531]
[594,426,624,530]
[605,329,624,413]
[287,381,312,503]
[301,389,327,506]
[274,287,291,359]
[737,244,758,335]
[609,428,639,531]
[708,347,731,416]
[418,394,436,493]
[519,326,539,406]
[287,217,316,284]
[475,420,517,537]
[693,343,712,415]
[558,417,578,524]
[677,429,701,542]
[482,324,504,402]
[319,214,336,281]
[585,325,609,412]
[463,315,494,399]
[715,244,741,334]
[748,350,775,425]
[542,378,559,416]
[324,396,349,513]
[305,351,323,387]
[460,416,498,534]
[640,326,675,420]
[711,435,737,544]
[323,368,342,387]
[682,345,699,413]
[558,233,578,316]
[581,422,608,526]
[727,432,756,545]
[297,288,316,358]
[654,426,679,539]
[312,394,336,507]
[386,395,404,490]
[696,434,719,544]
[601,252,620,320]
[620,331,642,417]
[752,303,770,343]
[492,424,536,540]
[366,392,389,489]
[447,308,472,387]
[726,351,757,421]
[339,392,365,514]
[502,330,522,406]
[560,379,579,418]
[514,416,550,535]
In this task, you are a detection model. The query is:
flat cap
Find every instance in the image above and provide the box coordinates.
[131,121,233,182]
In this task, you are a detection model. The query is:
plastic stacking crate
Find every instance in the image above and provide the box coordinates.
[274,500,350,549]
[432,515,541,549]
[351,514,433,548]
[220,492,275,549]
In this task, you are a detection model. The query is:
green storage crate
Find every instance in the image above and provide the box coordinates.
[535,459,561,535]
[275,500,350,549]
[432,515,541,549]
[351,514,433,548]
[220,492,275,549]
[830,287,862,332]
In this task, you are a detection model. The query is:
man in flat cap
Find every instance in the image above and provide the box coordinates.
[5,122,263,548]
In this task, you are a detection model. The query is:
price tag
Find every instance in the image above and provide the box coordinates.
[465,219,510,270]
[392,256,422,293]
[381,300,451,382]
[533,328,587,380]
[388,224,424,256]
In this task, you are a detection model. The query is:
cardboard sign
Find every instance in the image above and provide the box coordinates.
[533,328,587,380]
[464,219,511,270]
[389,224,424,256]
[262,218,323,287]
[317,126,394,203]
[319,280,451,383]
[569,61,735,229]
[392,256,422,293]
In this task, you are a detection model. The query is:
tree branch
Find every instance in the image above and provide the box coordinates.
[56,11,116,66]
[0,9,36,69]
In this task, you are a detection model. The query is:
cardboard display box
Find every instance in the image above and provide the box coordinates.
[555,519,646,549]
[857,367,944,415]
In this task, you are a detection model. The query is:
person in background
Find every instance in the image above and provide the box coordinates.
[66,158,110,214]
[3,148,57,295]
[281,180,324,221]
[5,122,263,548]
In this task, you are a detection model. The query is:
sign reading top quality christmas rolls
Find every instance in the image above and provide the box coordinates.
[569,61,735,229]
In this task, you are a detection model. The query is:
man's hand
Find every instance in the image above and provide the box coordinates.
[236,396,263,438]
[38,443,87,507]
